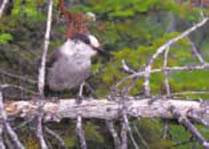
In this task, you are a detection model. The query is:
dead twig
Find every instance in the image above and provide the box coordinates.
[188,38,207,64]
[171,91,209,96]
[121,59,136,74]
[170,106,209,149]
[120,120,128,149]
[133,123,149,149]
[0,88,24,149]
[123,114,139,149]
[45,126,67,149]
[0,69,37,85]
[0,84,39,95]
[163,47,171,96]
[76,114,87,149]
[0,0,8,19]
[106,120,121,149]
[162,47,171,139]
[36,0,53,148]
[38,0,53,96]
[0,89,5,149]
[117,63,209,87]
[143,17,209,96]
[35,110,47,149]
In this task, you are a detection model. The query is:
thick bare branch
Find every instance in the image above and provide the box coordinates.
[76,115,87,149]
[0,89,24,149]
[120,121,128,149]
[122,114,139,149]
[4,98,209,124]
[38,0,53,96]
[106,121,121,149]
[36,111,48,149]
[36,0,53,148]
[0,0,8,19]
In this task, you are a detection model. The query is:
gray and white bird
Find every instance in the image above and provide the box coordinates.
[47,33,102,93]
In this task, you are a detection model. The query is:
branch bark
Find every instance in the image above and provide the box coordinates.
[0,89,24,149]
[170,106,209,149]
[76,115,87,149]
[0,0,8,19]
[4,98,209,124]
[38,0,53,96]
[36,0,53,148]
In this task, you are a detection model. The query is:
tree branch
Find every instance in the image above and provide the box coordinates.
[143,17,209,96]
[76,115,87,149]
[38,0,53,96]
[0,69,37,85]
[170,106,209,149]
[3,98,209,124]
[163,47,171,96]
[44,126,67,149]
[188,38,208,65]
[0,89,24,149]
[117,63,209,87]
[106,120,121,149]
[0,0,8,19]
[36,0,53,148]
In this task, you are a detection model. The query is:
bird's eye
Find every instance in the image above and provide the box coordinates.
[71,34,91,45]
[83,38,90,44]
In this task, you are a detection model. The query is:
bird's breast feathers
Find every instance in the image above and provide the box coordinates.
[47,57,91,91]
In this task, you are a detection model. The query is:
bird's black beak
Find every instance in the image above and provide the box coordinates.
[93,47,110,57]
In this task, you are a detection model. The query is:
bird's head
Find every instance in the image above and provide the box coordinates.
[87,34,100,49]
[60,33,108,58]
[70,33,104,57]
[87,34,109,57]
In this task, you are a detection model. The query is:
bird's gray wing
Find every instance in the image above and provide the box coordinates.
[47,56,91,91]
[46,48,63,68]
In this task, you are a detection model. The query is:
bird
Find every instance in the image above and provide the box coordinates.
[46,33,103,98]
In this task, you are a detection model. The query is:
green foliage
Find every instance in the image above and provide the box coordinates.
[169,124,205,149]
[65,136,77,148]
[96,31,200,95]
[134,119,175,148]
[83,0,204,21]
[84,122,104,144]
[12,0,44,19]
[170,71,209,99]
[0,33,13,43]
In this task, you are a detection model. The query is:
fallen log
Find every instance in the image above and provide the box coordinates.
[4,97,209,125]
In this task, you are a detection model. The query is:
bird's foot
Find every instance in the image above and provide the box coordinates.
[76,95,84,104]
[76,82,85,104]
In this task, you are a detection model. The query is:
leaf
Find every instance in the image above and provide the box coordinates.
[0,33,13,44]
[109,9,135,17]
